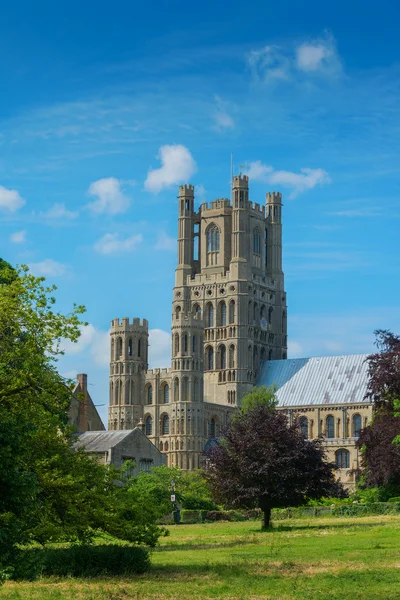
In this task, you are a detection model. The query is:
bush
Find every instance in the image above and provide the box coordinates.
[11,544,150,580]
[181,494,218,511]
[179,510,203,524]
[204,510,233,522]
[388,496,400,503]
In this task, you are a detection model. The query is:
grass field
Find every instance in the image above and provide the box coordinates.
[3,515,400,599]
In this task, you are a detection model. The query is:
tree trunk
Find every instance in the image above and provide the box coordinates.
[262,507,272,529]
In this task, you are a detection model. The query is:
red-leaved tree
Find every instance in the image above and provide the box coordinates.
[205,396,342,528]
[365,329,400,410]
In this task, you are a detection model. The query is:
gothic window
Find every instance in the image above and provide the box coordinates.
[174,377,179,402]
[206,224,220,265]
[160,441,164,451]
[335,449,350,469]
[115,380,121,405]
[219,345,226,369]
[162,415,169,435]
[264,229,268,267]
[260,347,266,362]
[248,301,252,324]
[182,377,189,401]
[163,384,169,404]
[282,311,287,334]
[111,338,115,360]
[128,338,133,358]
[253,228,261,255]
[192,335,197,354]
[210,417,216,438]
[229,345,235,369]
[326,415,335,438]
[248,345,252,369]
[193,304,201,318]
[147,385,153,405]
[117,337,123,358]
[194,377,199,401]
[145,416,152,436]
[268,306,273,325]
[268,349,273,360]
[206,303,214,328]
[138,339,141,358]
[229,300,235,324]
[206,224,220,252]
[183,333,188,354]
[174,333,180,356]
[353,414,362,438]
[206,346,214,370]
[253,345,259,371]
[253,303,258,323]
[260,305,266,321]
[175,306,181,320]
[219,301,227,326]
[299,416,309,439]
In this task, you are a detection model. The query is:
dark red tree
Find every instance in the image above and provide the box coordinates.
[357,411,400,488]
[365,329,400,410]
[205,405,341,528]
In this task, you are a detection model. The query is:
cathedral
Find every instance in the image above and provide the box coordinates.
[108,175,372,490]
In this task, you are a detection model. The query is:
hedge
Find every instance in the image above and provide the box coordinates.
[11,544,150,580]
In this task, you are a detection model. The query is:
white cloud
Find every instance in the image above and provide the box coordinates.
[213,96,235,131]
[155,232,175,251]
[148,329,171,368]
[288,340,304,358]
[10,230,26,244]
[86,177,130,214]
[329,208,382,218]
[62,324,110,367]
[43,202,78,220]
[245,161,331,198]
[296,34,341,75]
[144,145,197,193]
[0,185,25,212]
[248,45,291,82]
[94,232,143,255]
[28,259,68,277]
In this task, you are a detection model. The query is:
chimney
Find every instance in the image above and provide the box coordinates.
[77,373,88,391]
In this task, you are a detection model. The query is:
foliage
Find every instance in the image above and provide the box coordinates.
[365,329,400,411]
[11,545,150,580]
[129,465,215,517]
[237,384,277,416]
[205,388,342,528]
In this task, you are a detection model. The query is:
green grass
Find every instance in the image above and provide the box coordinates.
[3,515,400,599]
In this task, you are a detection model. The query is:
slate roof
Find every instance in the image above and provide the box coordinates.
[74,429,139,452]
[257,354,371,407]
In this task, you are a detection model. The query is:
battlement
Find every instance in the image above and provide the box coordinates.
[145,367,171,377]
[110,317,149,330]
[249,202,265,216]
[200,199,231,212]
[232,174,249,187]
[266,191,282,204]
[178,184,194,196]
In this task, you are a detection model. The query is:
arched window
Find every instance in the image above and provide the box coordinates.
[162,415,169,435]
[210,417,216,438]
[117,337,123,358]
[248,301,252,324]
[206,303,214,328]
[206,346,214,370]
[229,345,235,368]
[248,345,252,369]
[147,385,153,405]
[282,311,287,334]
[335,449,350,469]
[175,306,181,320]
[115,380,121,405]
[192,335,197,354]
[174,378,179,402]
[145,416,152,436]
[229,300,235,324]
[163,384,169,404]
[353,414,362,437]
[268,306,273,325]
[219,345,226,369]
[128,338,133,358]
[253,303,258,323]
[206,224,220,252]
[182,377,189,401]
[219,302,227,326]
[129,380,135,404]
[111,338,115,361]
[138,339,141,358]
[326,415,335,438]
[268,349,273,360]
[194,377,199,401]
[174,333,179,355]
[160,441,164,451]
[299,416,308,439]
[253,345,259,371]
[183,333,188,354]
[193,304,201,318]
[253,228,261,254]
[260,305,266,321]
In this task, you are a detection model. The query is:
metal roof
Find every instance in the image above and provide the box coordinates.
[257,354,370,407]
[74,429,139,452]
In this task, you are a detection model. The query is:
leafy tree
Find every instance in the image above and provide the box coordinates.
[205,389,341,528]
[365,329,400,412]
[237,385,277,415]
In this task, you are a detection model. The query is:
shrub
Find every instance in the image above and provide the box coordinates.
[388,496,400,503]
[204,510,232,522]
[11,544,150,580]
[181,494,218,511]
[180,510,203,524]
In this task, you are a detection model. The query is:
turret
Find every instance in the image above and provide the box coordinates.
[230,175,249,279]
[108,318,149,430]
[176,184,195,287]
[266,191,283,278]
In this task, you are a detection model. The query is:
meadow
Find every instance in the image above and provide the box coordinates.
[3,515,400,600]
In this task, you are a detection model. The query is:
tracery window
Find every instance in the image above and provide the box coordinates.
[145,416,152,436]
[206,303,214,328]
[353,414,362,437]
[162,415,169,435]
[335,449,350,469]
[146,385,153,405]
[163,384,169,404]
[206,346,214,370]
[299,416,308,439]
[206,224,220,265]
[219,302,227,326]
[326,415,335,438]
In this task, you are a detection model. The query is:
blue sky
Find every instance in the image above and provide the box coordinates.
[1,0,400,426]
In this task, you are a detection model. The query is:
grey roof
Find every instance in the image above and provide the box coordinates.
[74,429,139,452]
[257,354,370,407]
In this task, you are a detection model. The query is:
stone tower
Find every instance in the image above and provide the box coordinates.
[108,174,287,469]
[108,318,149,430]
